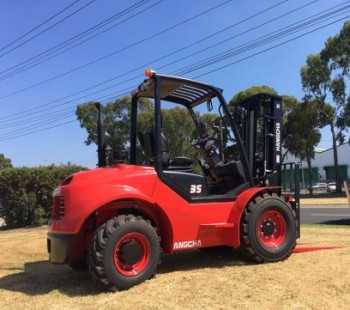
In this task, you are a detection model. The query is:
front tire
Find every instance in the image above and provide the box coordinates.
[88,215,160,291]
[240,193,296,263]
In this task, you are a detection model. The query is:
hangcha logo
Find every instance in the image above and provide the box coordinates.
[275,122,281,152]
[173,240,202,250]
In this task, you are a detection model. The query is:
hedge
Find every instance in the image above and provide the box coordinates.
[0,165,85,228]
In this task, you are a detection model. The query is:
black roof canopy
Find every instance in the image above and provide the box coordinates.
[131,73,223,108]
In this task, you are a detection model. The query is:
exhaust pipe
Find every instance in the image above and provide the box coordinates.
[95,102,107,167]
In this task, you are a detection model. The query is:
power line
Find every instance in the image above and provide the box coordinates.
[1,110,74,136]
[0,0,279,121]
[1,1,286,133]
[100,4,349,89]
[0,0,97,58]
[0,0,328,127]
[0,0,81,53]
[0,85,135,141]
[0,119,77,142]
[0,88,133,141]
[3,0,331,116]
[0,0,232,97]
[155,0,320,74]
[0,1,348,141]
[195,15,350,78]
[87,3,350,96]
[177,4,350,75]
[0,108,75,129]
[0,83,132,130]
[0,0,154,80]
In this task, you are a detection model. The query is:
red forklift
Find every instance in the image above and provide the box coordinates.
[47,69,300,291]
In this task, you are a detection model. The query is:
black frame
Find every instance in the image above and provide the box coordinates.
[130,73,253,188]
[233,93,283,187]
[130,73,289,203]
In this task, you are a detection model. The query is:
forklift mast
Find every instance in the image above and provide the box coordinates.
[233,93,283,188]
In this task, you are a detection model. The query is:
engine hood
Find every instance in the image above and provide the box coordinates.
[61,164,157,190]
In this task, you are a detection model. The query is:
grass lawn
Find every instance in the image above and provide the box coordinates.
[0,225,349,309]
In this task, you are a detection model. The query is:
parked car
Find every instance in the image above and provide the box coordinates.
[312,182,328,191]
[326,182,337,193]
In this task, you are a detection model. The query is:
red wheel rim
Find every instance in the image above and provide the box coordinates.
[114,232,150,277]
[257,210,287,248]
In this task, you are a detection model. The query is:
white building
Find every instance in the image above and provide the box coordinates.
[283,143,350,186]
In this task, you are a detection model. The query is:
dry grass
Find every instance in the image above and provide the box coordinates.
[0,225,349,310]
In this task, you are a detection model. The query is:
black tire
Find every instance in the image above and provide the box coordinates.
[240,193,296,263]
[88,215,160,291]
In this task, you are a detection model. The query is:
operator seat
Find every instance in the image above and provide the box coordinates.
[206,159,248,195]
[138,128,193,173]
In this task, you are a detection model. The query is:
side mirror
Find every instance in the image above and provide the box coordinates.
[207,99,213,112]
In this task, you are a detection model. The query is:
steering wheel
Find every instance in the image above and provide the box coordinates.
[192,135,214,150]
[192,135,221,170]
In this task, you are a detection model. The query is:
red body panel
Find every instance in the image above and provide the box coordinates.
[49,164,157,234]
[49,164,270,254]
[152,178,265,251]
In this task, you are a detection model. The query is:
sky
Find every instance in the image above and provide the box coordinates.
[0,0,349,168]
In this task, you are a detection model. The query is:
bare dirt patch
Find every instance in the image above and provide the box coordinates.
[0,225,349,309]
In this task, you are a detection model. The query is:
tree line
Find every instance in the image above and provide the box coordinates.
[0,165,85,228]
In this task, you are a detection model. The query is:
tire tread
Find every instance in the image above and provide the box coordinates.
[88,214,159,291]
[240,193,296,263]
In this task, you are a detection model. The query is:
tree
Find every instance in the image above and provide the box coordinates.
[76,97,154,165]
[0,165,85,228]
[321,21,350,141]
[76,97,153,151]
[161,107,197,158]
[76,97,199,165]
[321,21,350,77]
[301,22,350,192]
[284,100,321,194]
[300,55,341,192]
[0,154,12,169]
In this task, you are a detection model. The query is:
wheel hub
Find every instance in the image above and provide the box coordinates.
[257,209,288,248]
[261,220,275,237]
[118,241,143,265]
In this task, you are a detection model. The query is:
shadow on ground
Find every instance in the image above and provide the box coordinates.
[0,261,104,296]
[157,247,248,274]
[318,218,350,225]
[0,249,249,296]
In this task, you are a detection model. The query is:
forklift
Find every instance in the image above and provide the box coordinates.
[47,69,300,291]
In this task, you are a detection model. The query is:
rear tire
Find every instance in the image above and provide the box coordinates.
[240,193,296,263]
[88,215,160,291]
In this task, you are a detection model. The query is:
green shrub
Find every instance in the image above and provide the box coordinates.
[0,165,85,228]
